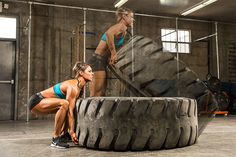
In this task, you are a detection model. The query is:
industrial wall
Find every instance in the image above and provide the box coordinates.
[1,2,236,120]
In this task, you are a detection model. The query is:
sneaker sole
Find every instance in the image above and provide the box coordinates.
[50,143,69,149]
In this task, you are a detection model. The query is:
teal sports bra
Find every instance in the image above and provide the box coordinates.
[101,33,124,49]
[53,83,66,99]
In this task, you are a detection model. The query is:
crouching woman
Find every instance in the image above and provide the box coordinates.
[28,62,93,148]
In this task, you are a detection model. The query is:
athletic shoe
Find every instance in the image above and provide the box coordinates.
[60,132,72,143]
[50,136,69,149]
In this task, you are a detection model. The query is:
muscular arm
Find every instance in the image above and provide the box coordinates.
[66,86,78,144]
[105,29,115,55]
[106,24,126,64]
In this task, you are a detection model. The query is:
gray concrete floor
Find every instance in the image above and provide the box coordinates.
[0,116,236,157]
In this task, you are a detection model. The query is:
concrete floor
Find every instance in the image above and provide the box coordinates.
[0,116,236,157]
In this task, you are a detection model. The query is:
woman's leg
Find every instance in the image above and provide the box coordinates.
[89,71,107,96]
[32,98,69,137]
[61,116,69,134]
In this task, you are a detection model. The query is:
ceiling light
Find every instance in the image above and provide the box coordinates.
[114,0,128,8]
[181,0,218,16]
[203,0,218,5]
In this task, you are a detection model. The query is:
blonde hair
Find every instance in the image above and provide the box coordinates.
[116,8,133,22]
[73,61,90,79]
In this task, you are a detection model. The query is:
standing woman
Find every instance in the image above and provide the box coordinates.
[88,8,134,96]
[28,62,93,149]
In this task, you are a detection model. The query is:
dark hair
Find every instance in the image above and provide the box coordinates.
[116,8,133,22]
[73,61,90,79]
[73,61,90,98]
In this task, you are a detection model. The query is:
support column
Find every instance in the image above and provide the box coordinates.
[215,22,220,79]
[26,2,32,122]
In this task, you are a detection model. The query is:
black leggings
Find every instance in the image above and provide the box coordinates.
[88,53,108,71]
[28,93,44,110]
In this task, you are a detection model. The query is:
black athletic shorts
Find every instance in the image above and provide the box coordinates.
[88,53,108,71]
[28,93,44,110]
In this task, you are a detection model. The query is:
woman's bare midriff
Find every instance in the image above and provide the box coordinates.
[40,87,58,98]
[95,40,108,56]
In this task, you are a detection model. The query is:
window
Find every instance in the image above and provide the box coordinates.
[0,17,16,39]
[161,28,191,53]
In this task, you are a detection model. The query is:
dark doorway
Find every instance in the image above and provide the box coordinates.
[0,41,16,120]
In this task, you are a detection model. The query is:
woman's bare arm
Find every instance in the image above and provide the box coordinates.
[106,24,126,64]
[66,86,78,144]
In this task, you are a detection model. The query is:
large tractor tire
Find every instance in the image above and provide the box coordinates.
[205,74,230,111]
[76,97,198,151]
[109,35,218,135]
